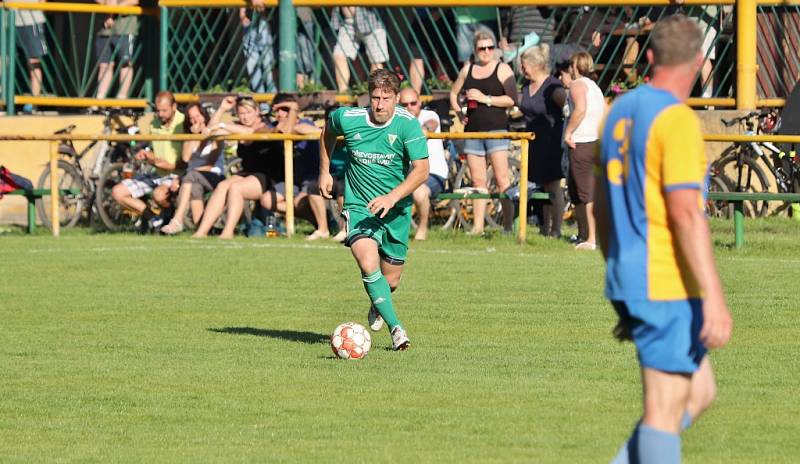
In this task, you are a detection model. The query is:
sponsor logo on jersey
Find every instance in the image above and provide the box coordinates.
[353,133,362,140]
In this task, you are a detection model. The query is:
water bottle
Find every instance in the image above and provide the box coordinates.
[266,215,279,237]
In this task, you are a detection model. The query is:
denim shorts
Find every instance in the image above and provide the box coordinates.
[425,174,446,197]
[463,130,510,157]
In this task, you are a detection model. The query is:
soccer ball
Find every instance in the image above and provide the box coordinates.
[331,322,372,359]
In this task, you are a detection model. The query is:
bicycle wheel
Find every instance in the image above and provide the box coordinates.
[705,170,734,219]
[95,162,139,231]
[714,145,771,217]
[35,160,86,229]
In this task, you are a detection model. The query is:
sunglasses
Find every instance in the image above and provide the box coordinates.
[400,101,418,107]
[477,45,496,52]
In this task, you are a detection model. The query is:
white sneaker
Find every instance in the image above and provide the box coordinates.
[367,304,384,331]
[160,219,184,235]
[332,230,347,243]
[305,229,330,241]
[391,326,410,351]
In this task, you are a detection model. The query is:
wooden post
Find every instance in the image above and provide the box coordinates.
[518,139,529,244]
[734,201,744,249]
[284,139,294,237]
[49,141,60,237]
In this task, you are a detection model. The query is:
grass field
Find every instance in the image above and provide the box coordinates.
[1,219,799,463]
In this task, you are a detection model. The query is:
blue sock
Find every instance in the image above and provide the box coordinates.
[611,423,681,464]
[680,411,692,431]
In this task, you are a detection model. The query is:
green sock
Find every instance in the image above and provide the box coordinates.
[362,269,401,330]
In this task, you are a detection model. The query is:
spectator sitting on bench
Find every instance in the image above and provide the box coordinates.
[160,103,225,235]
[306,105,348,242]
[110,91,185,232]
[257,93,321,228]
[192,95,275,239]
[398,88,448,241]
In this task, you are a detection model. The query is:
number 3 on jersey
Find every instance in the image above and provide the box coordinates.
[606,118,632,186]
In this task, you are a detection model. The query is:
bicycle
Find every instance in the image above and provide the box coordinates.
[715,109,800,217]
[35,109,143,229]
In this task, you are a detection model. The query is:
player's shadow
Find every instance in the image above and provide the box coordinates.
[208,327,329,345]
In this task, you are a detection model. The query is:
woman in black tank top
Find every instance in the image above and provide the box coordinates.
[449,29,519,234]
[193,95,274,239]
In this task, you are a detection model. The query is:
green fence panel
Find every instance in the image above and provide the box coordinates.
[756,5,800,100]
[165,7,276,94]
[6,9,151,106]
[4,4,796,107]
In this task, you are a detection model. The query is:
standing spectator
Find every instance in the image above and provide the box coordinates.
[192,95,277,239]
[110,91,185,230]
[15,0,49,114]
[95,0,139,100]
[499,7,553,65]
[449,29,517,235]
[295,7,316,89]
[454,7,498,66]
[160,103,225,235]
[518,44,568,238]
[597,15,732,463]
[240,1,276,94]
[560,52,605,250]
[398,88,448,241]
[331,7,388,93]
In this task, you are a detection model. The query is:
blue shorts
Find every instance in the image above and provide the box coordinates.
[612,299,707,374]
[425,174,446,197]
[464,130,510,157]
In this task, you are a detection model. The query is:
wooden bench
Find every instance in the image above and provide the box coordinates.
[2,188,81,234]
[707,191,800,248]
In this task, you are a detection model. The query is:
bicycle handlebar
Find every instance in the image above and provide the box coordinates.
[53,124,77,135]
[720,111,762,128]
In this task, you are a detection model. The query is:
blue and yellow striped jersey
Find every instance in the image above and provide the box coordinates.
[598,85,708,301]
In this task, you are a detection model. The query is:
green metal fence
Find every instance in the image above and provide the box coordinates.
[756,4,800,99]
[2,6,156,114]
[2,2,800,112]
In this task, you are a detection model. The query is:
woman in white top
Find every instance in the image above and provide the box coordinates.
[560,52,605,250]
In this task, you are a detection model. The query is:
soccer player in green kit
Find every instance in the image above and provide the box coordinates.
[318,69,430,351]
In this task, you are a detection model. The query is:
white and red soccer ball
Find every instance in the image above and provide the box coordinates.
[331,322,371,359]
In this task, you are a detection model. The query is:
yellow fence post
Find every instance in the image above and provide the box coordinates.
[518,138,529,244]
[49,141,60,237]
[737,0,758,110]
[284,139,295,237]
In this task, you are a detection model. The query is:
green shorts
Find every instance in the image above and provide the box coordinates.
[343,206,411,263]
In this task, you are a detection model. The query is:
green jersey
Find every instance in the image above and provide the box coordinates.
[328,106,428,212]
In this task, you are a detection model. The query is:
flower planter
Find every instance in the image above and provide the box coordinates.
[197,93,235,108]
[297,90,337,110]
[356,93,370,107]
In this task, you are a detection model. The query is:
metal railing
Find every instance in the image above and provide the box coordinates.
[0,131,536,243]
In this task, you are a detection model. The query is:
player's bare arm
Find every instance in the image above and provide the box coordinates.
[368,158,429,218]
[665,188,733,349]
[318,122,337,199]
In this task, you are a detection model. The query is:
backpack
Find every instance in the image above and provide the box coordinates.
[0,165,34,198]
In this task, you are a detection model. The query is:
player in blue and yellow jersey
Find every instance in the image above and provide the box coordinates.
[318,69,429,351]
[595,15,733,464]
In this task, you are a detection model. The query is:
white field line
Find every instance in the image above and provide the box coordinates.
[1,239,799,264]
